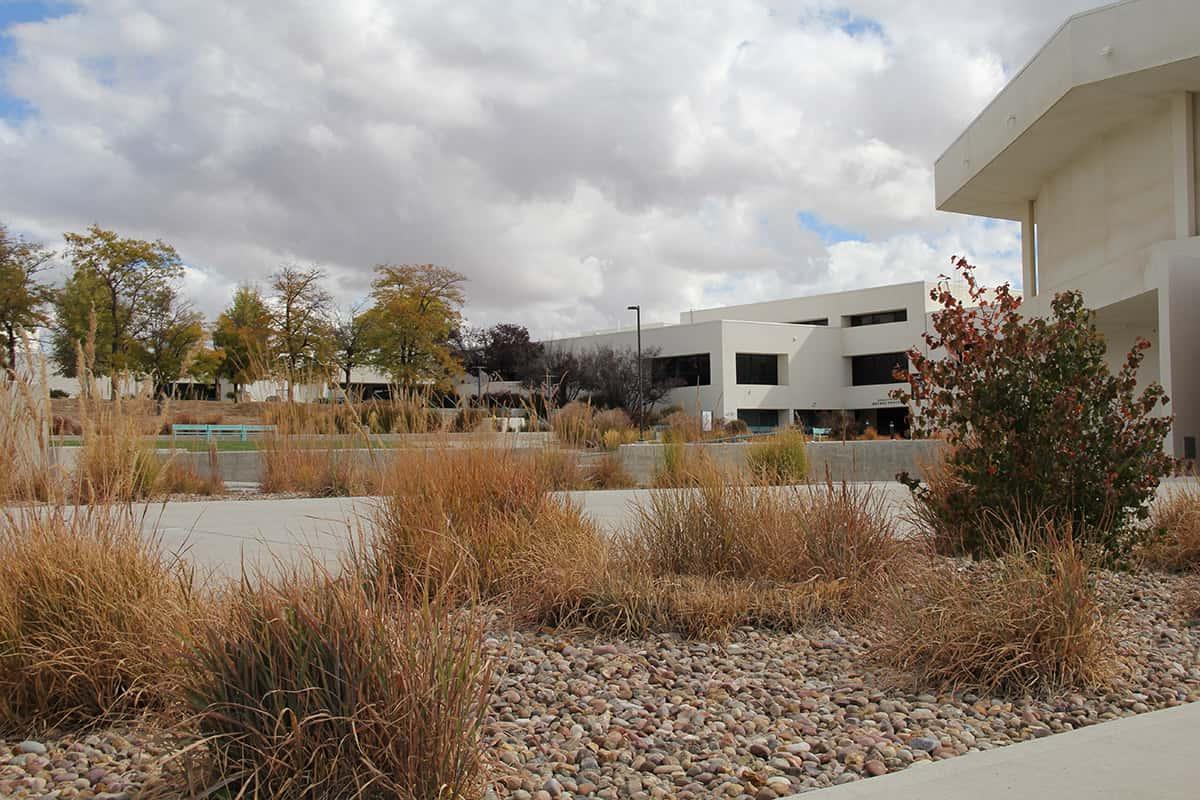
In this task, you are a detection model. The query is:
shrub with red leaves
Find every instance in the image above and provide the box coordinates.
[893,257,1172,558]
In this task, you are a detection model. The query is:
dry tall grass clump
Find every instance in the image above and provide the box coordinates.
[595,408,637,447]
[531,447,584,490]
[902,455,979,555]
[617,477,911,632]
[746,427,809,484]
[652,439,717,487]
[585,452,638,489]
[876,528,1113,693]
[662,410,703,442]
[0,358,62,502]
[0,506,194,731]
[156,447,225,496]
[185,567,490,800]
[369,447,607,621]
[1138,485,1200,572]
[552,401,596,448]
[74,389,163,502]
[260,435,383,496]
[258,402,385,496]
[261,393,442,436]
[69,333,166,502]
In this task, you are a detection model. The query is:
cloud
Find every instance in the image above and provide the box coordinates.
[0,0,1096,336]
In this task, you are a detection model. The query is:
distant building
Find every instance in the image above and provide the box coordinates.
[935,0,1200,457]
[547,281,974,434]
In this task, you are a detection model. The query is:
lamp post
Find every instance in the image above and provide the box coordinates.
[627,304,643,440]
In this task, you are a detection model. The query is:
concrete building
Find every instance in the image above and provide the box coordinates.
[935,0,1200,457]
[548,281,972,434]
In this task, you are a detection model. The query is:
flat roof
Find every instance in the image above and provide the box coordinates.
[935,0,1200,220]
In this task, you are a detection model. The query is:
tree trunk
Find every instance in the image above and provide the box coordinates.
[110,294,122,401]
[4,323,16,381]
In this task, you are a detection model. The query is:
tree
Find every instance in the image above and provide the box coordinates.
[533,346,585,408]
[268,265,333,400]
[480,323,544,384]
[131,289,205,396]
[362,264,466,388]
[448,325,486,375]
[52,225,183,395]
[213,285,273,402]
[0,223,56,380]
[331,301,372,390]
[576,345,670,417]
[894,257,1173,558]
[186,345,225,400]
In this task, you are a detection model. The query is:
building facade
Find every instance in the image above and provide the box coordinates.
[548,281,970,434]
[935,0,1200,457]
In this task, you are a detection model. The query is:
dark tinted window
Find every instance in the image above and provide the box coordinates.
[652,353,711,387]
[791,318,828,326]
[736,409,781,428]
[851,352,908,386]
[736,353,779,385]
[848,309,907,327]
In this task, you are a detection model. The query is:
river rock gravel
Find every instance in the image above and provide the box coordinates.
[1,570,1197,799]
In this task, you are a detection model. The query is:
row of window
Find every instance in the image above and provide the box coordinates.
[650,351,907,387]
[787,309,908,327]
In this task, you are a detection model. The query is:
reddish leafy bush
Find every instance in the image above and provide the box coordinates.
[895,257,1172,558]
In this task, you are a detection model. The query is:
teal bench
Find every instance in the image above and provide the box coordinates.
[811,426,832,441]
[171,423,276,442]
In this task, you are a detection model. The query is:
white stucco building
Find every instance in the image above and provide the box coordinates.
[935,0,1200,457]
[548,281,972,434]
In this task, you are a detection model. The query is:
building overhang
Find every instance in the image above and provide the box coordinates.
[935,0,1200,221]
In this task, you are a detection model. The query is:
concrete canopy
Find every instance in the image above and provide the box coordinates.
[935,0,1200,221]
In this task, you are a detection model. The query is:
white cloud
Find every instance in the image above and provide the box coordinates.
[0,0,1097,336]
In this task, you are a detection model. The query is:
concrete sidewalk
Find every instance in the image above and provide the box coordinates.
[795,701,1200,799]
[136,496,375,579]
[135,483,918,577]
[132,480,1198,579]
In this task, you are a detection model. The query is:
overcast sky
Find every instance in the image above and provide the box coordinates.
[0,0,1098,337]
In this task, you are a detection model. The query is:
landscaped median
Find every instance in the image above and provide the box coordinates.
[1,445,1198,799]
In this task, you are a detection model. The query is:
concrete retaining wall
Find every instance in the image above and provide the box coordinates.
[47,431,556,484]
[617,439,947,484]
[47,436,946,486]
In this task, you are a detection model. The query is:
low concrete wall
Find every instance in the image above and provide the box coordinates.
[617,439,947,484]
[48,436,945,486]
[47,432,556,484]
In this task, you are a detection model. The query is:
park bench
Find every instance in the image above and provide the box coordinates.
[170,423,276,442]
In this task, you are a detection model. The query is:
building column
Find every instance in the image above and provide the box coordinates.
[1020,199,1037,298]
[1171,91,1197,240]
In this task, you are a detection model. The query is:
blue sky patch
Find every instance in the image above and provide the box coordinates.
[0,1,75,120]
[797,210,866,245]
[825,8,885,39]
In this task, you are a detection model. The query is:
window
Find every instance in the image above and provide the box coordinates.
[652,353,711,387]
[848,309,907,327]
[736,409,781,429]
[851,352,908,386]
[736,353,780,385]
[790,317,829,326]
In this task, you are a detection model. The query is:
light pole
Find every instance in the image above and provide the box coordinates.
[627,304,643,440]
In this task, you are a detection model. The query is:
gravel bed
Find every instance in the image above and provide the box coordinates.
[2,570,1197,799]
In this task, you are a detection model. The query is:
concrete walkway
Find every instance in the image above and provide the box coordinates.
[795,700,1200,799]
[136,489,670,578]
[138,496,374,579]
[138,483,919,578]
[134,480,1197,579]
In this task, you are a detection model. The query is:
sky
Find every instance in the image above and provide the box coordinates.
[0,0,1100,338]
